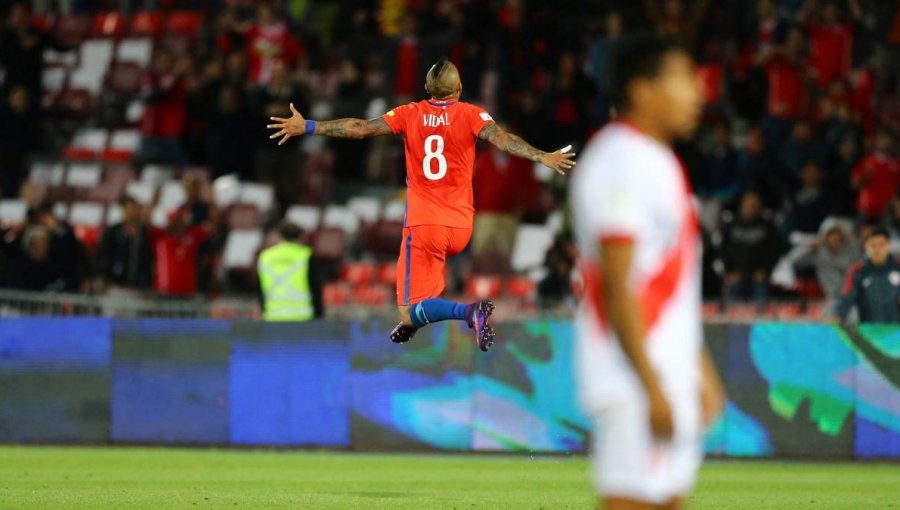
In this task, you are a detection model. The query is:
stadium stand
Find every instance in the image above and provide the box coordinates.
[0,0,898,321]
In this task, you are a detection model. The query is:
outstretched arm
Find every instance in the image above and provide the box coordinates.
[477,122,575,175]
[267,103,392,145]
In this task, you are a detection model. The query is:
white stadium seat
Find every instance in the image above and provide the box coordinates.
[116,38,153,67]
[29,162,65,186]
[239,183,274,214]
[511,224,554,272]
[285,205,320,232]
[347,196,381,223]
[125,180,157,205]
[158,181,186,210]
[66,163,103,188]
[323,205,360,236]
[223,229,263,269]
[382,200,406,222]
[68,202,105,226]
[0,200,27,223]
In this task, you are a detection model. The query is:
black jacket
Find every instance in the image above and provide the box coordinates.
[836,257,900,323]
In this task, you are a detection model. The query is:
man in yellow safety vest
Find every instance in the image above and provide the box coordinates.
[257,222,321,321]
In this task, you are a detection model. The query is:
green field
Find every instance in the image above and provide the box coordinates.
[0,447,897,509]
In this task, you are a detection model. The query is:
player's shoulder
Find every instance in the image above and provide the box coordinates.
[580,123,669,178]
[386,101,423,117]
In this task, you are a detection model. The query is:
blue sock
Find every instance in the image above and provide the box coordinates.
[410,299,474,328]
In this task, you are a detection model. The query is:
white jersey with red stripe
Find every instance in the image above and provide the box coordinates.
[571,121,703,413]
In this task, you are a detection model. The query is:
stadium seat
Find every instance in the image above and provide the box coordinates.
[141,165,175,184]
[0,200,27,224]
[165,11,203,35]
[64,128,108,160]
[238,183,274,215]
[382,200,406,222]
[87,166,135,203]
[506,276,536,300]
[323,205,360,236]
[696,64,724,107]
[222,229,263,270]
[105,203,123,225]
[65,163,103,188]
[30,14,53,32]
[323,282,350,308]
[42,66,68,93]
[352,284,391,307]
[53,202,69,220]
[43,48,79,68]
[347,196,381,224]
[466,276,503,300]
[341,261,377,285]
[116,37,153,67]
[377,262,396,285]
[312,228,345,263]
[149,205,168,227]
[227,204,261,230]
[510,224,554,272]
[55,15,91,42]
[106,62,143,96]
[92,12,129,38]
[103,129,140,162]
[129,11,163,37]
[29,162,65,186]
[158,181,186,210]
[285,205,321,232]
[79,39,115,76]
[124,100,145,125]
[125,180,157,205]
[68,201,105,226]
[545,210,564,234]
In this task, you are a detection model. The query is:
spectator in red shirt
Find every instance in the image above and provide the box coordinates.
[852,130,900,221]
[243,3,303,86]
[757,26,813,154]
[391,13,420,101]
[472,144,539,258]
[800,0,863,89]
[137,48,189,166]
[151,210,211,296]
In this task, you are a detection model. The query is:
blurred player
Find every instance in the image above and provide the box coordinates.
[569,36,724,509]
[267,58,575,350]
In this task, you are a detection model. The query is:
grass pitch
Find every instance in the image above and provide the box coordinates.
[0,446,897,509]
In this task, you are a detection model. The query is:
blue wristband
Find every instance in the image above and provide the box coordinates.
[305,120,316,136]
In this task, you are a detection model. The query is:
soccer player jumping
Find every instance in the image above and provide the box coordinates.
[267,58,575,351]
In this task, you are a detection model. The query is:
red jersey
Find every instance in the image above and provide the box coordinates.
[151,226,210,296]
[808,21,853,89]
[382,100,494,228]
[853,153,900,217]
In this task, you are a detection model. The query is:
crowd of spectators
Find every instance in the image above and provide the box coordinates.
[0,0,899,317]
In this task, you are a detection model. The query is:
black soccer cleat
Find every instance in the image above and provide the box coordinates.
[390,322,418,344]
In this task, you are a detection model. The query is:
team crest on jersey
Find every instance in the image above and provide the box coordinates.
[386,110,396,116]
[479,112,493,122]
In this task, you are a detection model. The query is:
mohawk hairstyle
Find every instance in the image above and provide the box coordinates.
[425,56,456,99]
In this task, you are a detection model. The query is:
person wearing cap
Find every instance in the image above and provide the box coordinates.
[257,222,322,322]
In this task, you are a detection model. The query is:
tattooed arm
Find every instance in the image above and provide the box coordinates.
[477,122,575,175]
[267,103,392,145]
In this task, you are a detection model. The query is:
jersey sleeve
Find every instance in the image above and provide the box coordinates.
[572,144,648,245]
[467,105,495,138]
[381,103,415,135]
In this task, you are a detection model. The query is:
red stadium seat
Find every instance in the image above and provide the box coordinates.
[323,283,350,308]
[166,11,202,35]
[92,12,128,38]
[506,276,536,300]
[130,11,163,37]
[103,129,140,163]
[341,262,377,285]
[377,262,396,285]
[31,14,53,32]
[352,284,391,307]
[466,276,503,300]
[696,64,723,106]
